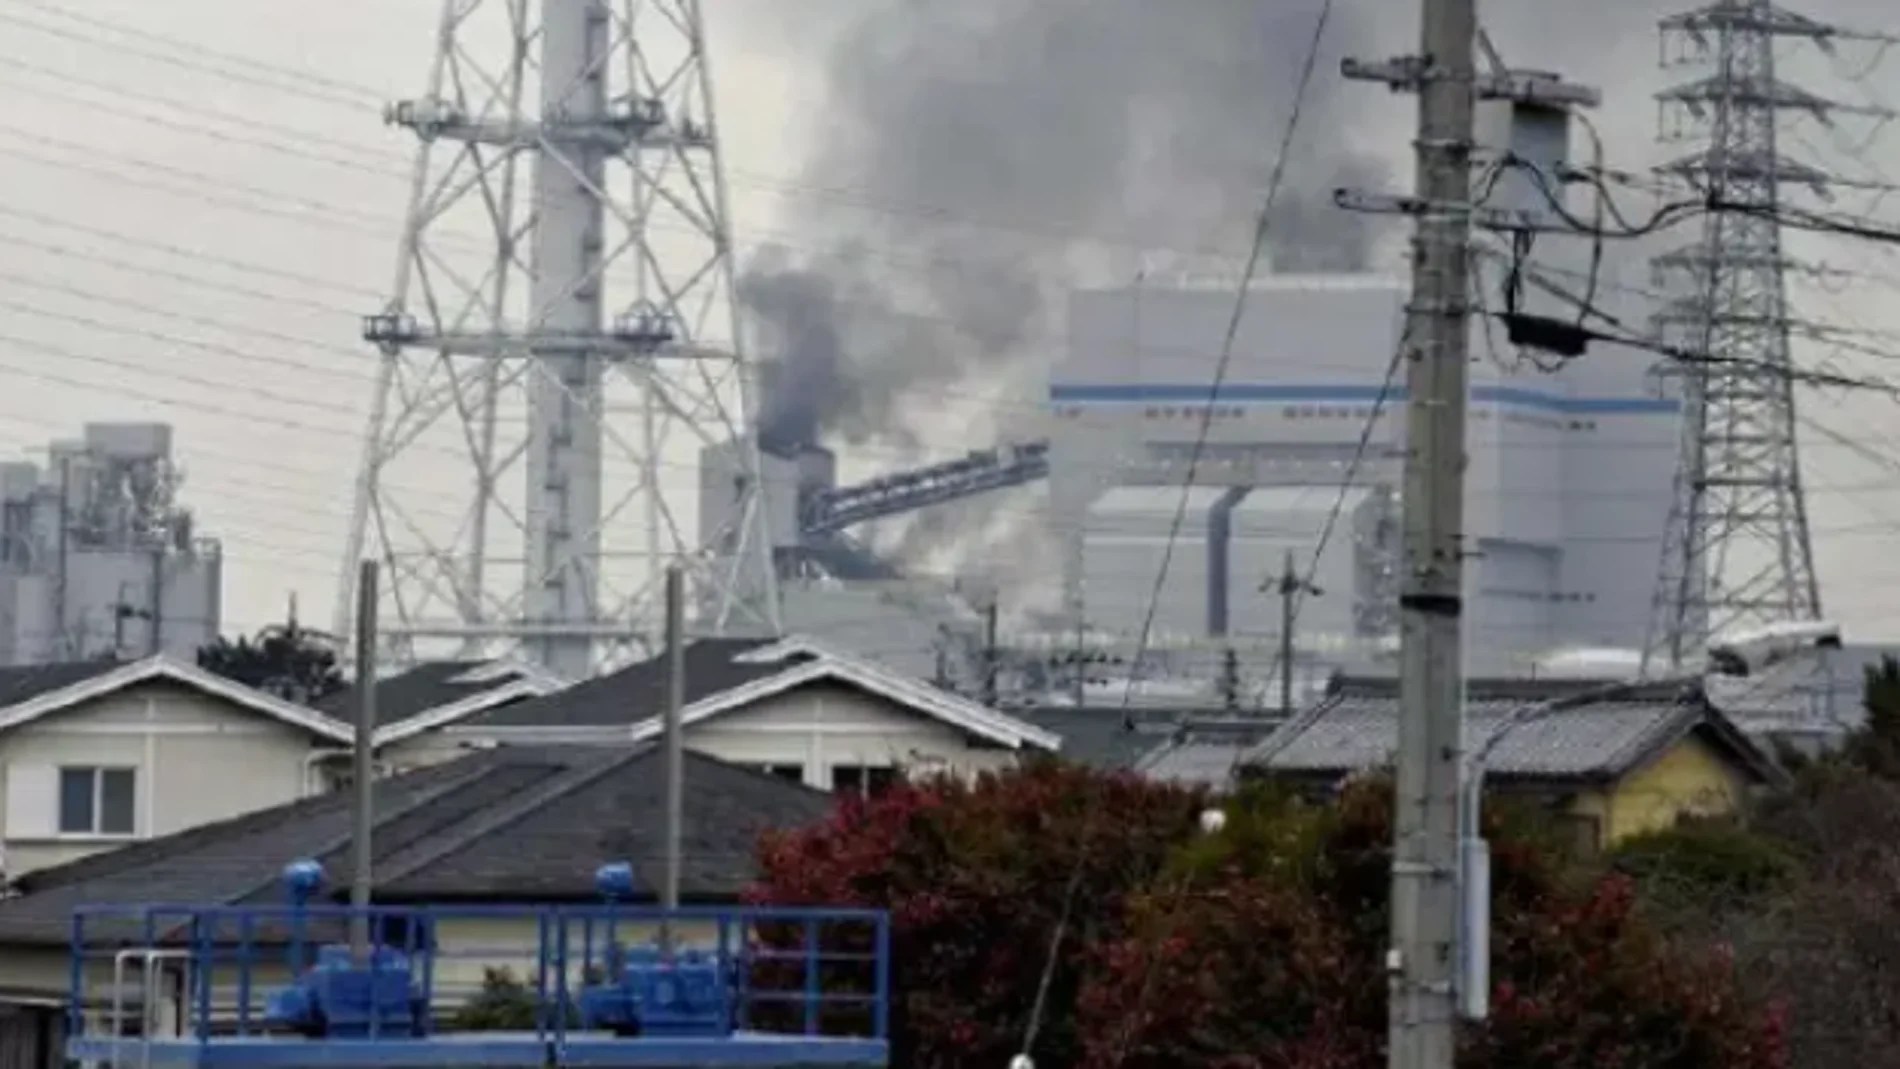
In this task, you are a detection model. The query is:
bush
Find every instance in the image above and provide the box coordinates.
[450,967,581,1031]
[752,767,1788,1069]
[1609,820,1797,917]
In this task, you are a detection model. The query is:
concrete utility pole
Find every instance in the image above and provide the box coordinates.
[1389,1,1476,1065]
[660,565,685,951]
[350,560,379,962]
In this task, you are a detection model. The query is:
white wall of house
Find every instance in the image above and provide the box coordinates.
[419,679,1031,791]
[684,681,1020,790]
[0,682,333,878]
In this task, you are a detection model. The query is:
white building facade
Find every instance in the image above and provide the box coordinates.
[1045,274,1681,678]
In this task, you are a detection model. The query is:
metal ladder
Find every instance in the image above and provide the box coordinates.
[107,948,191,1069]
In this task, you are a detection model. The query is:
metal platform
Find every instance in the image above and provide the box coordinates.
[67,1033,890,1068]
[65,898,891,1069]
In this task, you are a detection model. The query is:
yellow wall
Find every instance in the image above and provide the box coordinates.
[1548,734,1750,851]
[1602,734,1748,842]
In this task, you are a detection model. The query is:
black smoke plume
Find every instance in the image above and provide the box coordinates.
[739,0,1390,455]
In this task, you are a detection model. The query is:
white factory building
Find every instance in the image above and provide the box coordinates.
[1045,273,1682,678]
[0,423,222,665]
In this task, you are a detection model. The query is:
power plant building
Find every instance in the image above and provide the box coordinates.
[0,423,221,666]
[1046,274,1682,677]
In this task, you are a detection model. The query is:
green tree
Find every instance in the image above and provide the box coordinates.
[1608,819,1797,925]
[451,968,542,1031]
[1840,655,1900,781]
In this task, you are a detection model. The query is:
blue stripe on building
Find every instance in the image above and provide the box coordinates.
[1045,383,1679,414]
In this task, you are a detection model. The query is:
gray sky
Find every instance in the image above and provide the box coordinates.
[3,0,1900,645]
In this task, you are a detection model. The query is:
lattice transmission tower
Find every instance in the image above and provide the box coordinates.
[1645,0,1891,671]
[335,0,780,678]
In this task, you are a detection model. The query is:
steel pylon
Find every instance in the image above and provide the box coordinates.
[1642,0,1852,672]
[334,0,780,678]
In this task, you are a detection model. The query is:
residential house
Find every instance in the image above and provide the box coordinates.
[309,657,564,781]
[375,636,1061,790]
[0,656,356,882]
[1241,676,1785,850]
[1010,705,1254,772]
[0,744,836,1066]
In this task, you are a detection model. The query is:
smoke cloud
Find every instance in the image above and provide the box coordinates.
[739,0,1391,457]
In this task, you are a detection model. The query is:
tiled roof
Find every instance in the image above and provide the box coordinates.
[1135,719,1287,788]
[1247,681,1779,785]
[1010,707,1190,769]
[464,639,785,729]
[0,745,831,945]
[0,659,123,710]
[314,660,519,728]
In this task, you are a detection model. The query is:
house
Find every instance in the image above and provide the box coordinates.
[1243,677,1785,850]
[308,657,564,780]
[376,636,1062,790]
[0,656,357,882]
[0,744,836,1063]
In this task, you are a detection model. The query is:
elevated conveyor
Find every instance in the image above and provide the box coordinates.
[64,864,890,1069]
[803,442,1050,535]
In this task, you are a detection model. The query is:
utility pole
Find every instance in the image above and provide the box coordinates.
[1268,549,1322,713]
[349,560,378,963]
[148,544,163,656]
[1347,24,1598,1049]
[982,599,1000,707]
[1346,1,1477,1065]
[1070,614,1087,707]
[660,564,685,952]
[54,456,70,660]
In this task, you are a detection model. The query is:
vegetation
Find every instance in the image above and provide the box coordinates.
[450,968,543,1031]
[441,656,1900,1065]
[749,761,1785,1069]
[196,616,344,702]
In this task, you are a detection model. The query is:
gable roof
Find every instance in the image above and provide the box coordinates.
[313,659,563,742]
[0,655,352,743]
[0,745,833,945]
[458,638,785,731]
[629,641,1061,752]
[1247,681,1783,787]
[450,635,1061,752]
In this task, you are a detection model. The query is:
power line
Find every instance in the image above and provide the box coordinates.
[1016,1,1338,1062]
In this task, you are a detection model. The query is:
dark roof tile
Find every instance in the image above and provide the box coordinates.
[0,659,124,710]
[465,639,785,729]
[314,660,512,727]
[0,745,830,945]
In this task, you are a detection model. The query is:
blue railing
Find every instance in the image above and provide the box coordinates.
[66,902,891,1052]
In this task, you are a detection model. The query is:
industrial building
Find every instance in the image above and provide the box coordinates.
[0,423,221,665]
[1046,272,1683,679]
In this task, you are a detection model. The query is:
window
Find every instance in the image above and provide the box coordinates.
[57,767,136,836]
[830,765,898,798]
